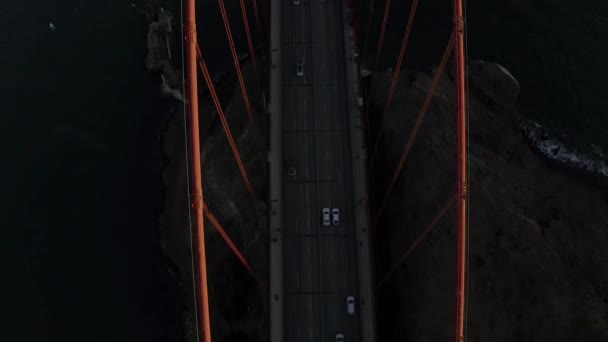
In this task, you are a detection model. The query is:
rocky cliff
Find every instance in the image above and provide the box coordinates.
[369,61,608,341]
[158,59,268,342]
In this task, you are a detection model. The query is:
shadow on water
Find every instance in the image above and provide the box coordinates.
[361,72,404,342]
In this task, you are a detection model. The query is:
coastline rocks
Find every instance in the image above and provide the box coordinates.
[466,60,520,112]
[146,7,184,102]
[370,59,608,342]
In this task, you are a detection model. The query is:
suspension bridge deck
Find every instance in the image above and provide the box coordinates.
[269,1,376,342]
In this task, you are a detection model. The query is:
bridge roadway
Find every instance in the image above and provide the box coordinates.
[269,0,373,342]
[276,0,364,341]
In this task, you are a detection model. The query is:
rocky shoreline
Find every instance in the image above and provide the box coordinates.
[145,4,184,102]
[521,118,608,181]
[368,60,608,341]
[145,3,269,341]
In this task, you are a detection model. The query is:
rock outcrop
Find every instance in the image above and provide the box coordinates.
[370,61,608,342]
[158,59,268,342]
[146,6,183,102]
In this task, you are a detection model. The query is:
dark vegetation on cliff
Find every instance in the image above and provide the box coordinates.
[369,61,608,341]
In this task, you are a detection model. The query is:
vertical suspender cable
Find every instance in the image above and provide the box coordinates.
[370,0,420,164]
[376,195,456,288]
[196,45,254,195]
[219,0,255,122]
[239,0,257,68]
[250,0,261,29]
[375,0,392,66]
[203,203,254,275]
[371,31,455,233]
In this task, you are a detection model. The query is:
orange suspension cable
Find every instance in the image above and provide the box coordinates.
[375,0,391,66]
[185,0,212,341]
[371,31,455,233]
[203,203,254,275]
[197,45,254,195]
[218,0,254,122]
[239,0,256,68]
[370,0,420,163]
[250,0,260,29]
[453,0,468,340]
[376,195,456,288]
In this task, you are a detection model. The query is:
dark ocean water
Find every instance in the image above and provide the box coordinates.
[361,0,608,172]
[2,0,261,339]
[3,0,176,340]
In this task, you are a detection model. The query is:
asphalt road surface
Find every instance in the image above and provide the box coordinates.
[281,0,361,341]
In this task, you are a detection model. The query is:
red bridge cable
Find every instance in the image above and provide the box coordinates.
[197,45,254,195]
[376,195,456,288]
[371,31,455,233]
[250,0,261,29]
[370,0,421,163]
[185,0,212,340]
[203,203,254,275]
[374,0,391,66]
[218,0,254,122]
[239,0,256,68]
[204,205,264,291]
[453,0,468,340]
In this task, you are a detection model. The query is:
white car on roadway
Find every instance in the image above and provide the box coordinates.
[332,208,340,226]
[322,208,330,226]
[336,333,344,342]
[346,296,355,315]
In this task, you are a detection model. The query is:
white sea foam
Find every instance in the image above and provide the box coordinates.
[495,63,520,89]
[160,74,185,102]
[521,119,608,177]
